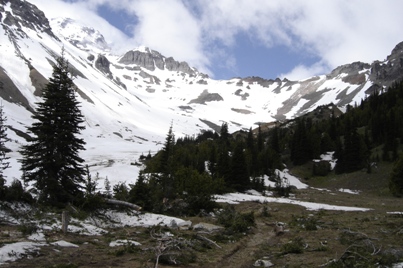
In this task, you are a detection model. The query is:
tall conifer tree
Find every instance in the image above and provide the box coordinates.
[20,50,86,205]
[0,104,10,181]
[0,104,10,198]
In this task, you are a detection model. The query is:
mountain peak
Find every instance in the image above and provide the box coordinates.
[50,17,110,53]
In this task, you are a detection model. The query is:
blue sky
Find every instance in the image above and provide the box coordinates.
[31,0,403,81]
[96,4,319,79]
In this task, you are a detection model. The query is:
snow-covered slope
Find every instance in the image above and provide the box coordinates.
[1,0,403,186]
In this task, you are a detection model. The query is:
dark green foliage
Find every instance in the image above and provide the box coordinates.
[0,105,16,202]
[312,160,331,176]
[228,140,250,191]
[280,237,305,254]
[140,79,403,207]
[0,104,10,181]
[272,173,291,197]
[290,118,311,165]
[389,155,403,197]
[113,182,130,201]
[18,222,38,235]
[216,205,255,234]
[159,124,175,199]
[2,179,33,203]
[335,119,369,173]
[84,165,97,197]
[129,172,153,210]
[290,214,318,231]
[19,50,86,206]
[173,167,220,214]
[80,169,105,211]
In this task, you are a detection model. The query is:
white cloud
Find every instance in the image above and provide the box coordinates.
[280,62,329,81]
[29,0,403,79]
[29,0,129,50]
[124,0,210,74]
[195,0,403,78]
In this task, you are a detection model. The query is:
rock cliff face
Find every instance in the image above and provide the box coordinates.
[95,55,112,77]
[369,41,403,87]
[118,48,196,75]
[0,0,56,39]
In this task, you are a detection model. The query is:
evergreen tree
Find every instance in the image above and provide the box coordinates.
[0,104,10,182]
[229,140,250,191]
[270,126,280,154]
[257,124,263,153]
[19,50,86,205]
[389,155,403,197]
[245,127,258,177]
[219,122,230,148]
[159,124,175,198]
[129,172,152,210]
[290,118,310,165]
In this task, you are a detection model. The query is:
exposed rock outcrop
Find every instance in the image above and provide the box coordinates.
[189,89,223,105]
[118,48,196,75]
[95,54,112,77]
[0,67,33,112]
[369,41,403,87]
[165,57,195,74]
[0,0,57,39]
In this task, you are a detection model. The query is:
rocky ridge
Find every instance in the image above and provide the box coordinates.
[1,0,403,183]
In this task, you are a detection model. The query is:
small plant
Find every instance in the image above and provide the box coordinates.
[18,222,38,235]
[280,237,305,254]
[272,173,292,197]
[113,243,140,257]
[290,214,318,231]
[260,205,272,218]
[216,205,255,235]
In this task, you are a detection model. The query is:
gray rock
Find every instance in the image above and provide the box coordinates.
[119,50,156,71]
[169,219,178,229]
[0,0,57,39]
[0,67,33,112]
[118,48,196,75]
[165,57,195,75]
[95,54,111,75]
[189,90,224,105]
[254,259,274,267]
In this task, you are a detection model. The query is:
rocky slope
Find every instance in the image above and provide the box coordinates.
[1,0,403,184]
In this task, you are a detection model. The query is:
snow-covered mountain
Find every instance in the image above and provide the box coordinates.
[1,0,403,186]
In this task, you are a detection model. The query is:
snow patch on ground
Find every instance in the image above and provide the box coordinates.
[313,151,337,170]
[338,188,361,195]
[109,239,141,247]
[90,211,186,228]
[28,232,46,242]
[0,241,44,265]
[215,192,370,211]
[387,211,403,215]
[51,240,79,248]
[270,169,309,189]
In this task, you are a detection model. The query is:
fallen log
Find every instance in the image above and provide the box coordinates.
[105,198,142,211]
[196,234,222,249]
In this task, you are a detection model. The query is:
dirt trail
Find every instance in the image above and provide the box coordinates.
[208,220,275,268]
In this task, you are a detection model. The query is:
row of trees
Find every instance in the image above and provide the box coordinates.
[135,80,403,207]
[2,49,403,210]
